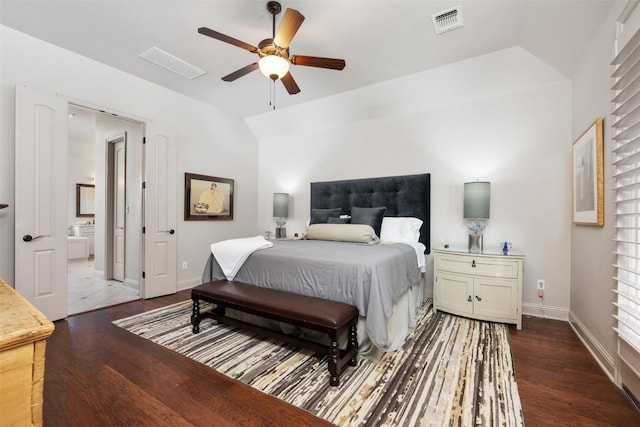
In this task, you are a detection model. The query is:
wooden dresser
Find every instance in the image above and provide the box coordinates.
[0,279,54,427]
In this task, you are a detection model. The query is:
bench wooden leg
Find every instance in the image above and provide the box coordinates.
[348,324,358,366]
[328,336,340,386]
[191,298,201,334]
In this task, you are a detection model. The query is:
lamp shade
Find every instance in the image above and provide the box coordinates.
[463,182,490,219]
[259,55,290,80]
[273,193,289,218]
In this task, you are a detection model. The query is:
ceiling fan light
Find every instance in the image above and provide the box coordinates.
[259,55,290,80]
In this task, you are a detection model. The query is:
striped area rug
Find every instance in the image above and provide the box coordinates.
[113,301,524,426]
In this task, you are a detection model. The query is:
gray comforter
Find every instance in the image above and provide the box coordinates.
[201,239,421,348]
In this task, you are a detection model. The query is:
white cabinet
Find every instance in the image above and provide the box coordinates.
[71,225,95,257]
[67,237,89,259]
[433,249,524,329]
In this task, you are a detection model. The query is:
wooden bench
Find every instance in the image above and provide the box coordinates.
[191,280,358,386]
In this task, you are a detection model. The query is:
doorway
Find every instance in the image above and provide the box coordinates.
[15,84,178,321]
[66,104,143,315]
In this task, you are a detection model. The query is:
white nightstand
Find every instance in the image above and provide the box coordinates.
[433,248,524,329]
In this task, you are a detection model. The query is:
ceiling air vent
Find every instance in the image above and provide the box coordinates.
[139,47,206,80]
[432,6,463,34]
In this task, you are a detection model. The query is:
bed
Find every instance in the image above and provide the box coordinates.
[202,173,430,358]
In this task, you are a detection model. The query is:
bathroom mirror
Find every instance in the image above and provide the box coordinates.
[76,183,95,217]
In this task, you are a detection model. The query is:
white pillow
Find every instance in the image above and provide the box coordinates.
[380,217,423,242]
[304,224,380,243]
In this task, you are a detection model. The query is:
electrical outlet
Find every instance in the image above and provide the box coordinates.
[537,279,545,290]
[182,261,188,270]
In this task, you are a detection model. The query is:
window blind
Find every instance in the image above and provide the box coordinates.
[612,25,640,356]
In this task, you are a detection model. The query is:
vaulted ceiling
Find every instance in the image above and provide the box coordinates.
[0,0,622,119]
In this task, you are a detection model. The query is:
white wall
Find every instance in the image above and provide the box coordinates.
[570,3,625,380]
[0,25,259,287]
[252,47,573,316]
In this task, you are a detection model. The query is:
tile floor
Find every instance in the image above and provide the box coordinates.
[67,258,139,315]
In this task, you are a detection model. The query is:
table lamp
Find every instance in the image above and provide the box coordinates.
[273,193,289,239]
[463,181,490,253]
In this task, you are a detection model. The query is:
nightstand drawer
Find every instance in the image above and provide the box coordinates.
[435,253,520,279]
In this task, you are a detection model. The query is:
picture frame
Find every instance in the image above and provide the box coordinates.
[76,183,95,218]
[572,118,604,226]
[185,173,234,221]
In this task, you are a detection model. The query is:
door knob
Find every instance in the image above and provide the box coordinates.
[169,229,175,234]
[22,234,43,242]
[475,296,482,301]
[467,295,472,302]
[471,260,476,268]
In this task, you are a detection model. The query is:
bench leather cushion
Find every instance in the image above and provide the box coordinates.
[193,281,358,330]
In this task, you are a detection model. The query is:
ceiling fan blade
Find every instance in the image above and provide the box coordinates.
[290,55,345,70]
[281,72,301,95]
[221,63,259,82]
[273,8,305,49]
[198,27,257,53]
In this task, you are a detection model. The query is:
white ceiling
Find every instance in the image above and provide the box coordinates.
[0,0,623,119]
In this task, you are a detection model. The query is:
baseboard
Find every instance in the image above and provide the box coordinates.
[568,311,616,381]
[521,302,568,321]
[623,384,640,411]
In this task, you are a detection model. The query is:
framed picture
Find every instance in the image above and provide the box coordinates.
[76,183,95,218]
[572,118,604,226]
[185,173,234,221]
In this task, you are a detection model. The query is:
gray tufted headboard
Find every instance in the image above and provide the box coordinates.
[310,173,431,253]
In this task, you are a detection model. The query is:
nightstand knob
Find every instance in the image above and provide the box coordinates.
[471,260,476,268]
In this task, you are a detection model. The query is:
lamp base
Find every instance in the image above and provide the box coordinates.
[466,220,486,254]
[468,234,483,253]
[275,227,287,239]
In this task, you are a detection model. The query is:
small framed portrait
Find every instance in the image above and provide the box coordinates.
[185,172,234,221]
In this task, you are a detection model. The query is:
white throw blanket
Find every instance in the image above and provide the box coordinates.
[210,236,273,281]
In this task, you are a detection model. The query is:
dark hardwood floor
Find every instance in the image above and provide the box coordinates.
[43,291,639,426]
[509,316,639,426]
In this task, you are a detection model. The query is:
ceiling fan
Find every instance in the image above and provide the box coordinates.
[198,1,346,95]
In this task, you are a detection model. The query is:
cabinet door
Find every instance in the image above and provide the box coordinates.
[435,272,473,316]
[84,229,95,256]
[73,226,95,256]
[473,277,518,322]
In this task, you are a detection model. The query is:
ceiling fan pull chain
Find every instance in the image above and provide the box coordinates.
[269,79,276,110]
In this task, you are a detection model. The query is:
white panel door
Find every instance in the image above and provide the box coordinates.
[143,126,177,298]
[113,139,126,281]
[14,85,68,321]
